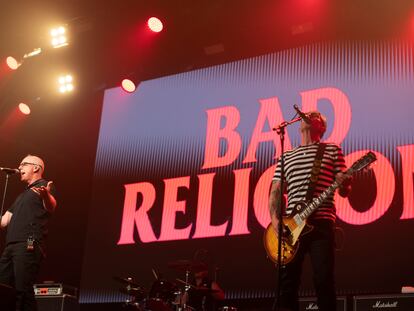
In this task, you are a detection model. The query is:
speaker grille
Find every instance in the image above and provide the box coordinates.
[36,294,79,311]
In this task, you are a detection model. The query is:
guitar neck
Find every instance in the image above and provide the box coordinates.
[300,168,353,220]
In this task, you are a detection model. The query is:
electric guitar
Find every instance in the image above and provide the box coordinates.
[263,151,377,265]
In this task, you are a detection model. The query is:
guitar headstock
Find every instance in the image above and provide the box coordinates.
[349,151,377,174]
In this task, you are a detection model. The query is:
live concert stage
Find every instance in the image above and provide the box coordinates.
[0,1,413,311]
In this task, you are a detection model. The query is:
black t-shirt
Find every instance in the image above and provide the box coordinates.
[6,179,56,244]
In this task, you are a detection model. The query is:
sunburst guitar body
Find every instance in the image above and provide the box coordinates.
[263,202,314,265]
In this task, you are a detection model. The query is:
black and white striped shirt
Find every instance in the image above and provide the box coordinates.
[272,142,346,222]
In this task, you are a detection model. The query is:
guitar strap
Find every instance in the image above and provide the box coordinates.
[305,143,326,202]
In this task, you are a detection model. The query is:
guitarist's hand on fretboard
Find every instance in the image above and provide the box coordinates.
[336,171,352,197]
[335,171,352,185]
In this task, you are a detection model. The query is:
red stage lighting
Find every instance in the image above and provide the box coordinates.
[18,103,31,115]
[147,17,163,33]
[6,56,20,70]
[121,79,136,93]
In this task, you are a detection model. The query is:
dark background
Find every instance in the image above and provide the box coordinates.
[0,0,413,298]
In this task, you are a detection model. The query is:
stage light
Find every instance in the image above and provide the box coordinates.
[58,74,74,93]
[18,103,31,115]
[121,79,136,93]
[50,26,68,48]
[6,56,20,70]
[147,17,163,33]
[23,48,42,59]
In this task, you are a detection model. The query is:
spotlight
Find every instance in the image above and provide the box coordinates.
[121,79,136,93]
[18,103,31,115]
[147,17,163,33]
[23,48,42,59]
[50,26,68,48]
[58,74,74,93]
[6,56,20,70]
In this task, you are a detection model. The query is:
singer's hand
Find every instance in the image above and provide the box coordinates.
[31,181,53,199]
[31,181,57,212]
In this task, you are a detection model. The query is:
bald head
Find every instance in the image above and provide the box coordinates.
[19,154,45,184]
[24,155,44,172]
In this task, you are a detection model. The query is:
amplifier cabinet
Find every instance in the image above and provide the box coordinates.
[36,294,79,311]
[299,296,346,311]
[353,294,414,311]
[0,283,15,311]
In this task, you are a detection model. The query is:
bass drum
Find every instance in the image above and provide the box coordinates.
[144,298,171,311]
[146,279,176,311]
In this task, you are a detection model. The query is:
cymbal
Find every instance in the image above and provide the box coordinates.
[168,260,207,272]
[175,278,194,288]
[119,286,146,298]
[175,279,219,293]
[113,276,141,288]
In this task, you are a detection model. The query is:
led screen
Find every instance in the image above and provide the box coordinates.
[80,41,414,303]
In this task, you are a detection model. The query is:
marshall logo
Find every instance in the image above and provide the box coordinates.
[305,302,319,310]
[372,300,398,308]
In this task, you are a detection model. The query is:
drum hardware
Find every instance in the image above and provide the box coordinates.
[114,276,147,310]
[168,259,212,310]
[113,276,144,289]
[112,258,221,311]
[175,279,219,294]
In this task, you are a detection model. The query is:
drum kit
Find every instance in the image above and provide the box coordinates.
[115,260,237,311]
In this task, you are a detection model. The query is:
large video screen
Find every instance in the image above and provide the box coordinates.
[80,41,414,303]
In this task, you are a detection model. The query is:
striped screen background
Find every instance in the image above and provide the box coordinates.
[80,40,414,303]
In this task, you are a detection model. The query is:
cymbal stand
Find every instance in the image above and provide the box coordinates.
[182,269,191,310]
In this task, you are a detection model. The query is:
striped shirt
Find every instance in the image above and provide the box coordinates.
[272,142,346,222]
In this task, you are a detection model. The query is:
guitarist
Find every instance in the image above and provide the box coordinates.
[268,111,352,311]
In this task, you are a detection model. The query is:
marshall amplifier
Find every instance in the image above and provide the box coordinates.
[353,294,414,311]
[36,294,79,311]
[34,283,79,311]
[299,296,346,311]
[0,283,15,311]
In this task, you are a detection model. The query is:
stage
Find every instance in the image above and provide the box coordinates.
[0,1,413,311]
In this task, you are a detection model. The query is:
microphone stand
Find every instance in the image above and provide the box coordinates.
[272,117,301,311]
[0,173,12,236]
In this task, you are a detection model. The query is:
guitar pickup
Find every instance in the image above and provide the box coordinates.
[293,214,302,225]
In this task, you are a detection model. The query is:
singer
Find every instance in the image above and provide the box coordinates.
[268,111,352,311]
[0,155,57,311]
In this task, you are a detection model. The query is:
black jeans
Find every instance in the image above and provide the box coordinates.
[0,241,43,311]
[279,220,336,311]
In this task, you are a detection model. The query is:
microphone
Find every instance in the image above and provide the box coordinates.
[293,105,311,124]
[0,167,20,174]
